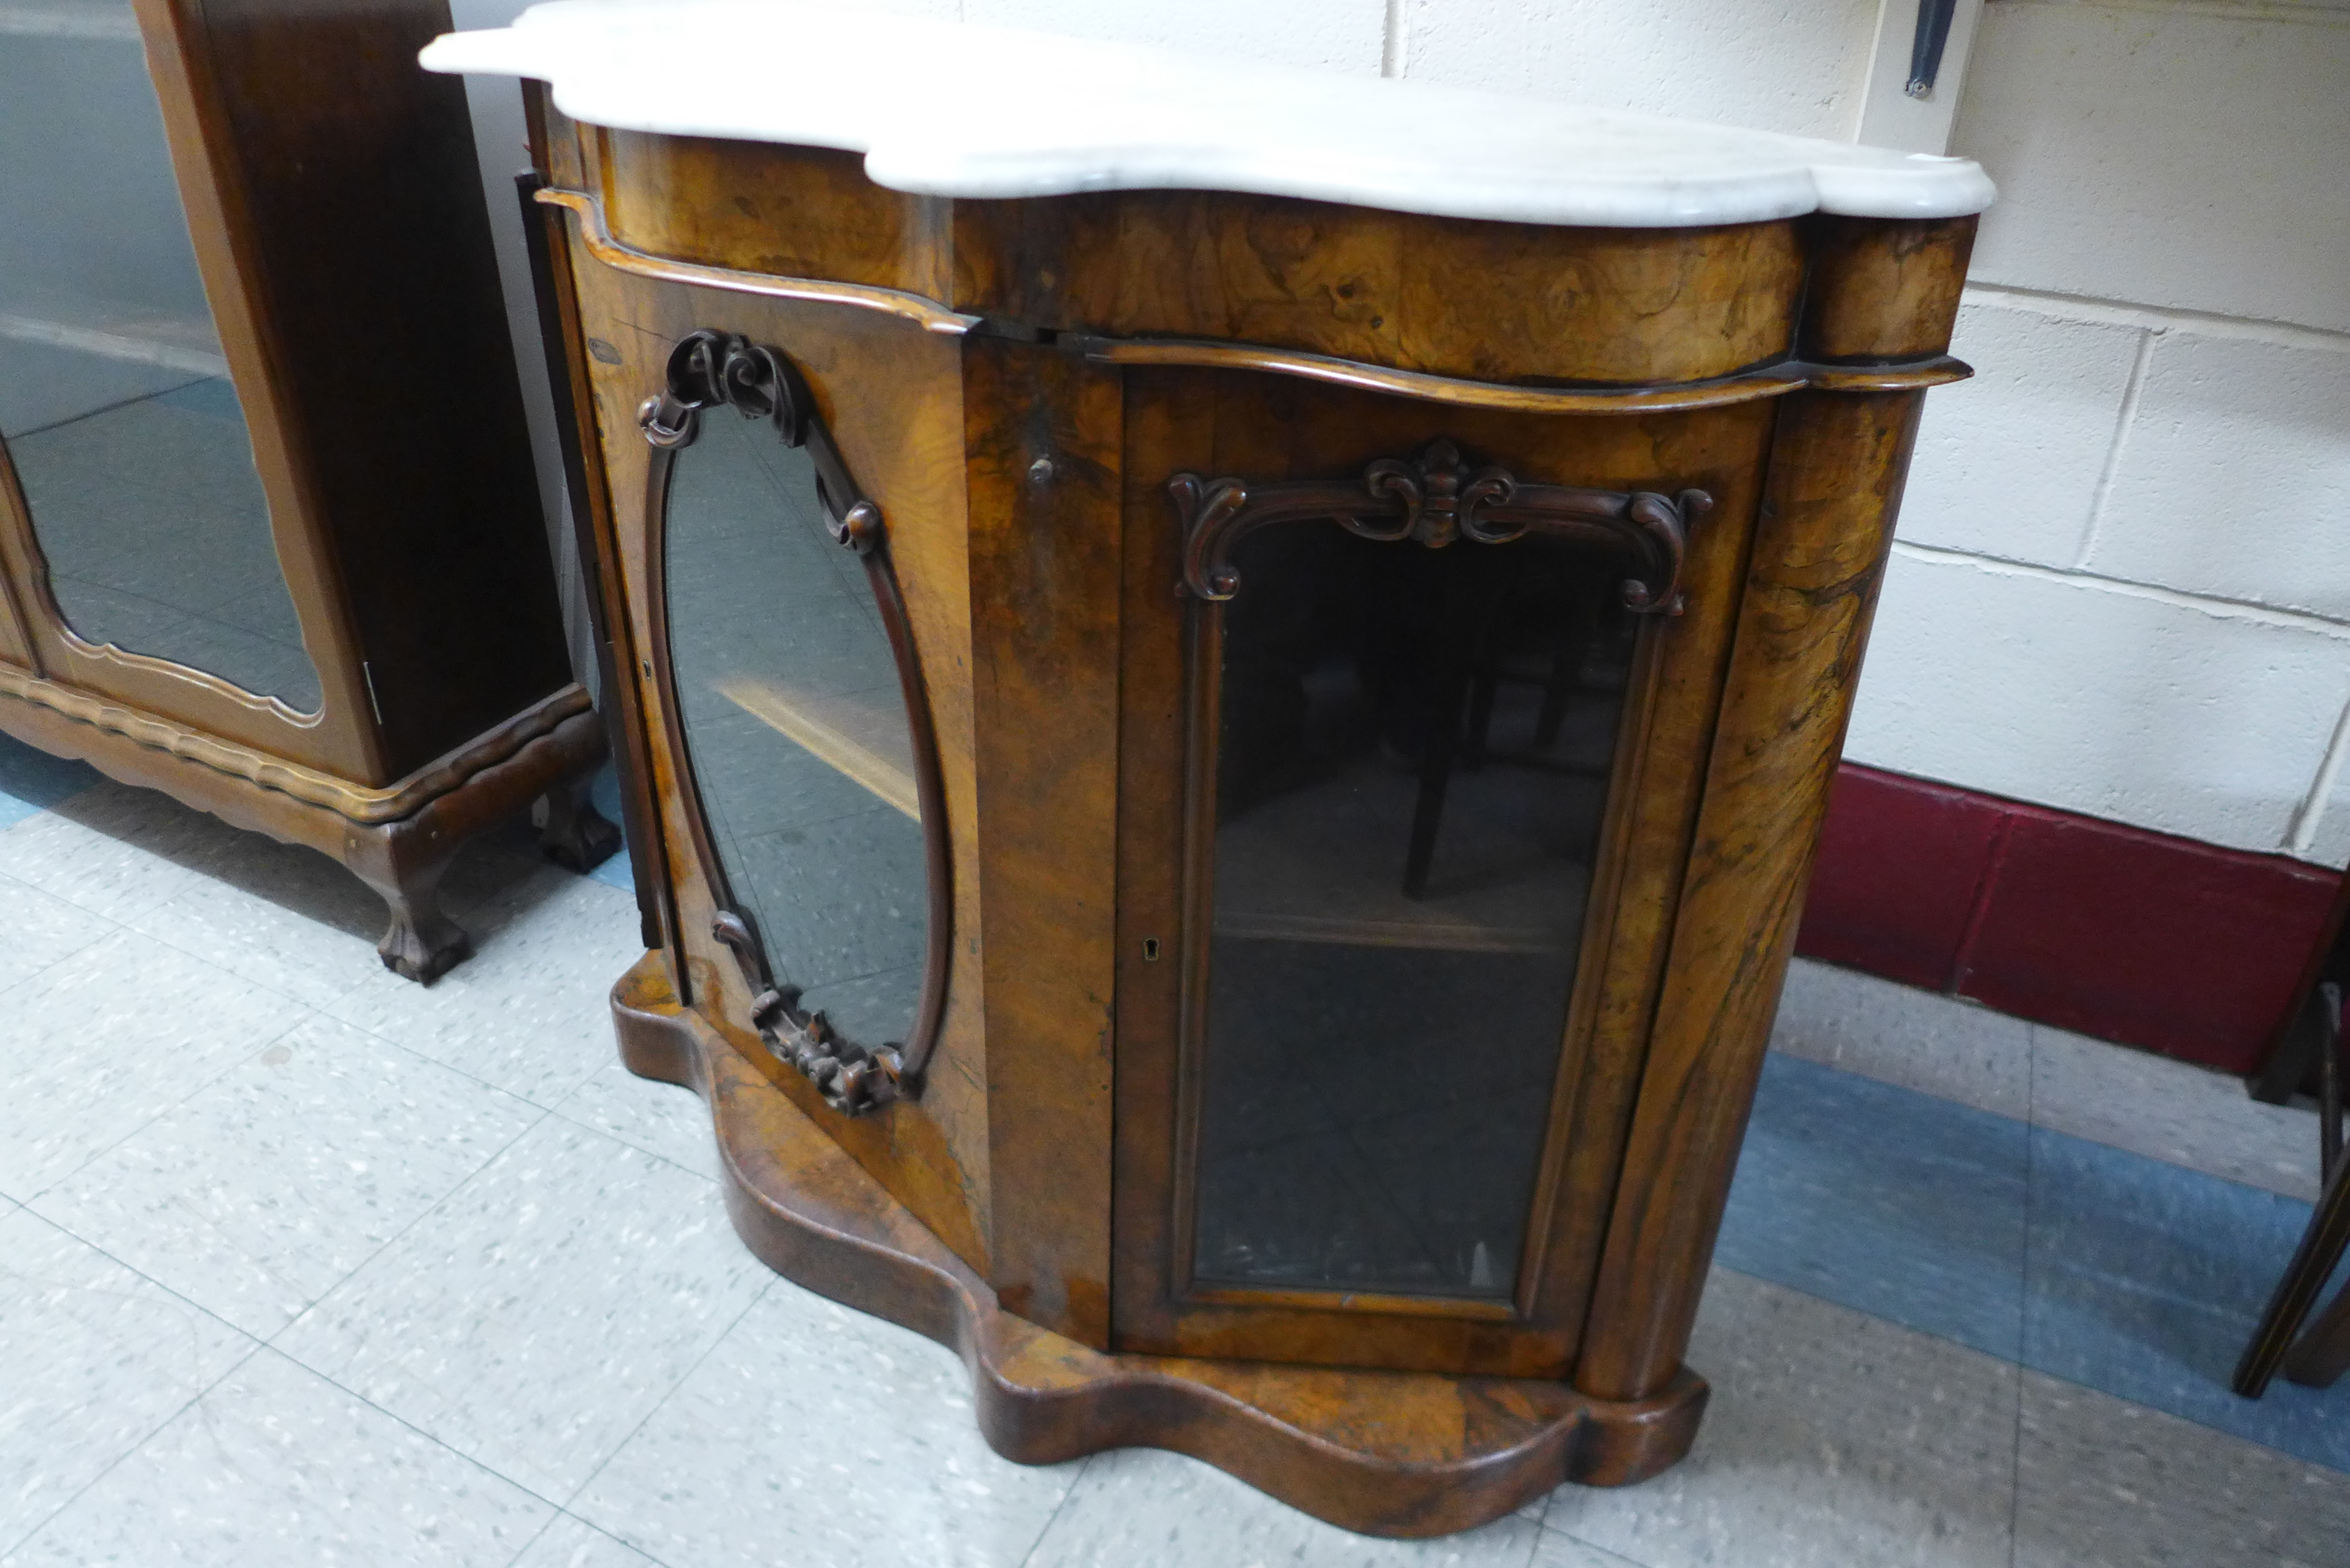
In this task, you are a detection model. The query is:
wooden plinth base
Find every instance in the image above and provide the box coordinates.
[611,952,1705,1539]
[0,671,614,982]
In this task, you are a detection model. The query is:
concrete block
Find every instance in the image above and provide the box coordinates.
[2293,728,2350,867]
[2087,330,2350,621]
[1401,0,1880,139]
[1899,298,2145,567]
[1845,549,2350,854]
[963,0,1386,73]
[1953,1,2350,333]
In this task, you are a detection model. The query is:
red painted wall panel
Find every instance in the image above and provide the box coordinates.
[1795,763,2341,1074]
[1799,765,2003,991]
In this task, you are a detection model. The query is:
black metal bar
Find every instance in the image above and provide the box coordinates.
[1908,0,1960,98]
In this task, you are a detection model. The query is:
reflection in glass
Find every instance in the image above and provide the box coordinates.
[663,406,929,1051]
[1192,528,1638,1299]
[0,0,319,708]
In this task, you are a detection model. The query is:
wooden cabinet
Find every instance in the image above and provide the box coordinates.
[0,0,613,978]
[436,1,1992,1536]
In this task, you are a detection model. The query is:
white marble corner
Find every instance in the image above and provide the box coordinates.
[272,1114,768,1503]
[0,1206,256,1554]
[569,1283,1080,1568]
[553,1059,721,1182]
[1546,1269,2018,1568]
[419,2,1993,228]
[2,1348,554,1568]
[2012,1370,2350,1568]
[508,1513,659,1568]
[322,862,646,1108]
[2028,1023,2320,1201]
[0,929,313,1202]
[28,1014,544,1338]
[1025,1444,1545,1568]
[1769,958,2033,1121]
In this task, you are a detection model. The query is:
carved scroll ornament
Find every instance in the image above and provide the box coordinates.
[1171,439,1711,614]
[711,912,904,1116]
[638,330,881,556]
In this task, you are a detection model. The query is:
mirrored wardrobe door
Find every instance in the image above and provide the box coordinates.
[0,0,322,715]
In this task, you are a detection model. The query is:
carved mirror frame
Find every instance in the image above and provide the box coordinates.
[639,329,952,1118]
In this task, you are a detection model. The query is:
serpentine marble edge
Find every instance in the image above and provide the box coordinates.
[421,0,1995,229]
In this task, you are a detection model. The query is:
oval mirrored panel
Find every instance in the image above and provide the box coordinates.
[0,1,320,709]
[660,400,930,1055]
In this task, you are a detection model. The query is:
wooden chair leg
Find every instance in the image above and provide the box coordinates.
[2234,1144,2350,1397]
[2284,1274,2350,1388]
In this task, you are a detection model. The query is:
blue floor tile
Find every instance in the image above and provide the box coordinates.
[1720,1050,2350,1476]
[1721,1052,2029,1358]
[0,728,100,828]
[2026,1126,2350,1472]
[588,763,635,892]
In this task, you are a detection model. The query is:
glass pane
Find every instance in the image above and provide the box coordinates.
[1192,527,1638,1299]
[663,405,929,1050]
[0,1,320,709]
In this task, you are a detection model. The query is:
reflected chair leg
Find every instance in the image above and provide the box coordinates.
[2285,1274,2350,1388]
[1402,553,1488,900]
[2234,1130,2350,1396]
[344,822,472,985]
[538,770,621,873]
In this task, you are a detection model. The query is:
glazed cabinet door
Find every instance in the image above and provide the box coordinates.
[0,0,373,771]
[1112,369,1778,1379]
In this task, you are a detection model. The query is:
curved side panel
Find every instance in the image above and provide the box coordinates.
[610,951,1706,1539]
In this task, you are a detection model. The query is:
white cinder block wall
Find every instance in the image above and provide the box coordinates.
[459,0,2350,866]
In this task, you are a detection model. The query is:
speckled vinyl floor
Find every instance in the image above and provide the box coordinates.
[0,730,2344,1567]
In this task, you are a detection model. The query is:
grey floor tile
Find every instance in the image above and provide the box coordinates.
[0,1208,256,1555]
[552,1061,721,1183]
[509,1514,660,1568]
[0,781,246,923]
[1025,1445,1545,1567]
[124,837,388,1012]
[273,1116,768,1503]
[1530,1532,1645,1568]
[2029,1024,2318,1200]
[0,1348,553,1568]
[0,929,312,1200]
[0,871,116,997]
[2011,1369,2350,1568]
[322,864,645,1107]
[568,1283,1080,1568]
[1545,1269,2018,1568]
[1769,959,2033,1120]
[28,1015,543,1338]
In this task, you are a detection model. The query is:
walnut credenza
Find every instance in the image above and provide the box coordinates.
[431,2,1991,1536]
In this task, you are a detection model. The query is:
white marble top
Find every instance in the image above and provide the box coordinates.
[423,1,1993,229]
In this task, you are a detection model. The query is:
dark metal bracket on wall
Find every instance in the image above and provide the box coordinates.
[1908,0,1961,98]
[639,329,953,1118]
[1169,439,1711,615]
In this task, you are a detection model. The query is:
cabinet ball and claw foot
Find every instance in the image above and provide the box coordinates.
[428,2,1992,1535]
